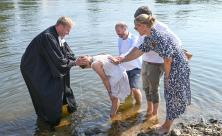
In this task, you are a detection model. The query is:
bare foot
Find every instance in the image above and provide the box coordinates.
[146,113,158,120]
[110,113,118,121]
[148,115,159,125]
[55,119,71,128]
[145,112,153,118]
[154,126,170,135]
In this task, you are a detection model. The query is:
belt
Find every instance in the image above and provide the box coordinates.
[147,62,163,65]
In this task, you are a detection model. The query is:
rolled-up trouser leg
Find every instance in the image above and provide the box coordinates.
[142,61,164,103]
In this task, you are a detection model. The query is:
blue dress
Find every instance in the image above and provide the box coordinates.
[139,28,191,120]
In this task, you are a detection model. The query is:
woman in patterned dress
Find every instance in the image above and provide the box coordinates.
[110,14,191,134]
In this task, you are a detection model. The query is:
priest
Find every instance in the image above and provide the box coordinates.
[20,16,85,126]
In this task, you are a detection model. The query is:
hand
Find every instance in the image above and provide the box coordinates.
[183,49,192,61]
[108,56,125,65]
[185,51,192,61]
[75,56,88,66]
[164,76,170,87]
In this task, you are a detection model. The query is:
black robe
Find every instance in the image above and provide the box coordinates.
[20,26,77,126]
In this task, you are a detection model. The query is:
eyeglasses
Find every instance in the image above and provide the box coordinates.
[134,23,142,30]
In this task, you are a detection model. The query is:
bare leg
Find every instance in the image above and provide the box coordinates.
[146,101,159,124]
[110,96,120,118]
[152,102,159,116]
[147,101,153,116]
[132,88,142,105]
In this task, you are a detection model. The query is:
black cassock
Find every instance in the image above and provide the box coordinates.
[20,26,77,126]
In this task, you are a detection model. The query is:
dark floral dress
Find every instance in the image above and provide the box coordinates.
[139,28,191,120]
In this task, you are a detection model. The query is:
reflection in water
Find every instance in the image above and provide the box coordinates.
[18,0,41,28]
[71,104,159,135]
[18,0,40,9]
[0,1,15,10]
[0,0,222,135]
[108,105,159,136]
[155,0,222,4]
[87,0,109,3]
[0,1,15,42]
[108,105,142,135]
[86,0,102,23]
[155,0,191,4]
[34,117,72,136]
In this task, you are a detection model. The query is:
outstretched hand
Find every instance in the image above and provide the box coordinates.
[108,56,125,65]
[183,49,192,61]
[185,51,192,61]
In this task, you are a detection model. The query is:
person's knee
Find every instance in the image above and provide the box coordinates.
[132,88,141,95]
[149,80,160,102]
[132,88,142,103]
[146,94,153,102]
[152,91,160,103]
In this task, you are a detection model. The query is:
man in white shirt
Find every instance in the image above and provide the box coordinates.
[115,22,142,105]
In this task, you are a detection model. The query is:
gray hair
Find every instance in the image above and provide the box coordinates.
[134,6,152,18]
[115,21,128,29]
[56,16,74,27]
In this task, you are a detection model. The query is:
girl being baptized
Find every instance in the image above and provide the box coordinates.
[79,54,131,118]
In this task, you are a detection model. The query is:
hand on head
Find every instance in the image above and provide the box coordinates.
[75,56,88,66]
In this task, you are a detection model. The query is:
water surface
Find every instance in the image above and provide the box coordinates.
[0,0,222,135]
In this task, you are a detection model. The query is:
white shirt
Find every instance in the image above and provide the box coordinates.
[58,36,65,47]
[136,21,181,63]
[118,33,142,71]
[92,55,126,85]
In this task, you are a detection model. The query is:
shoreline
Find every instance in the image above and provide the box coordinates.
[138,118,222,136]
[71,108,222,136]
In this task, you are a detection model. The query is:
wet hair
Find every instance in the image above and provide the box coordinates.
[56,16,74,27]
[134,6,152,18]
[79,65,87,69]
[115,21,128,29]
[134,14,156,28]
[79,55,92,69]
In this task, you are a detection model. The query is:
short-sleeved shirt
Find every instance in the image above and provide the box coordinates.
[136,21,181,64]
[118,33,142,71]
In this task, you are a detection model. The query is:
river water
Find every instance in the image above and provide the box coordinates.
[0,0,222,135]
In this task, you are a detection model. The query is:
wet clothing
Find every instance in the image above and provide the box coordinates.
[20,26,77,126]
[92,55,131,101]
[139,28,191,120]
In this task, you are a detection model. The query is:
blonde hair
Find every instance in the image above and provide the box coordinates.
[134,14,155,28]
[115,21,128,29]
[56,16,74,27]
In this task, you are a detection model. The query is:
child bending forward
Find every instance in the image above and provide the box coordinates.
[79,54,131,118]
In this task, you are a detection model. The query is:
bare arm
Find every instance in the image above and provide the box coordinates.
[164,58,172,79]
[109,47,144,64]
[91,62,112,97]
[122,47,144,62]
